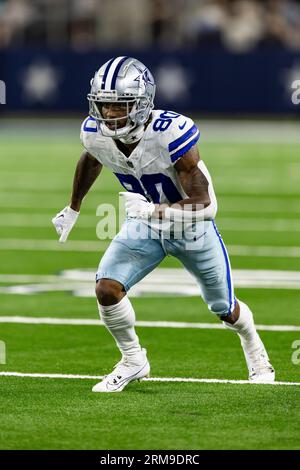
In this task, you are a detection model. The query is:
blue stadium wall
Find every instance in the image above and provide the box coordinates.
[0,48,300,114]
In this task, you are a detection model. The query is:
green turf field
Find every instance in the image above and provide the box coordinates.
[0,119,299,450]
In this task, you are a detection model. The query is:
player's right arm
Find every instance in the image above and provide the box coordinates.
[52,151,102,243]
[70,150,102,212]
[52,115,104,242]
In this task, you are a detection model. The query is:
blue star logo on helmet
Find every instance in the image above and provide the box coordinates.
[133,64,154,88]
[143,69,154,86]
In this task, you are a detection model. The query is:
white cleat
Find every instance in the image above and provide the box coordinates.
[241,337,275,383]
[92,348,150,393]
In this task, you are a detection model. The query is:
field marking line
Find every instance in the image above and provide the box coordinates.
[0,214,300,232]
[0,239,300,258]
[2,268,300,293]
[0,371,299,386]
[1,201,300,214]
[228,245,300,258]
[0,239,108,252]
[0,316,299,332]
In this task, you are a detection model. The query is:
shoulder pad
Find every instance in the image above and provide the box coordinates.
[80,116,98,150]
[154,111,200,164]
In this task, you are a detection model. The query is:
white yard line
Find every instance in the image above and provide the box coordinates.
[0,213,98,227]
[0,239,300,257]
[0,239,108,251]
[1,269,300,295]
[1,200,300,213]
[229,245,300,258]
[216,218,300,232]
[0,274,62,283]
[0,215,299,232]
[0,371,298,386]
[0,316,299,332]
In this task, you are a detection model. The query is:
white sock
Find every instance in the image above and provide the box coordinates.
[223,300,260,350]
[98,296,142,357]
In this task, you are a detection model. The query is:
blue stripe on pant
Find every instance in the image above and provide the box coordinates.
[212,220,235,314]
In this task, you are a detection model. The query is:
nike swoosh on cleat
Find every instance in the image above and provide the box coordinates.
[106,361,149,391]
[179,121,187,130]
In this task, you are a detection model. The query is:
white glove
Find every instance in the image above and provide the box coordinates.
[52,206,79,243]
[120,192,155,219]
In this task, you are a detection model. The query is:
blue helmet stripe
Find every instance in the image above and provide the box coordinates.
[110,56,129,90]
[170,132,200,162]
[169,124,198,153]
[101,57,115,90]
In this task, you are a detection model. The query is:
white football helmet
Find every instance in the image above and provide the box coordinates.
[87,56,156,143]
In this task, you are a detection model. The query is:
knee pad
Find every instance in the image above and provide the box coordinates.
[208,299,231,316]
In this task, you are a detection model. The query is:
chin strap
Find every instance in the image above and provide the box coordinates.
[119,124,145,144]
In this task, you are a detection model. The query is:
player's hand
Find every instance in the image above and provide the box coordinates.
[52,206,79,243]
[120,192,155,219]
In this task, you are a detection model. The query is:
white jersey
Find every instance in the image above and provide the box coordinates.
[80,109,215,206]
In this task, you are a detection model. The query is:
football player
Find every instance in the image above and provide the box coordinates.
[52,56,275,392]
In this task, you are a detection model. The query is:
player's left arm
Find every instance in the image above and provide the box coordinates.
[173,144,210,210]
[121,146,216,221]
[150,144,213,221]
[121,121,217,221]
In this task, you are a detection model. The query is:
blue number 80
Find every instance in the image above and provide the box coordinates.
[153,111,180,132]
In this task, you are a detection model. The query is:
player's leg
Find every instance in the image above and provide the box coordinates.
[93,219,165,392]
[168,220,275,383]
[219,298,274,382]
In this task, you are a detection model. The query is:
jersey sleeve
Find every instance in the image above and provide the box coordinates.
[165,115,200,165]
[80,116,99,159]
